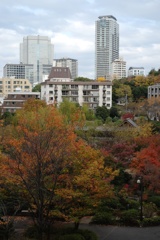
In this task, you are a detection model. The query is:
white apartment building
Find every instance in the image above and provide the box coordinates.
[53,58,78,79]
[41,81,112,109]
[0,77,32,97]
[112,58,126,80]
[41,66,112,109]
[20,36,53,84]
[95,15,119,81]
[128,67,145,77]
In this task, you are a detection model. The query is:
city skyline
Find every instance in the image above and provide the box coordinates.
[0,0,160,79]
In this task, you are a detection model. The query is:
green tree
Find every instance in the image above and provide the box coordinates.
[109,107,119,119]
[59,99,85,127]
[1,112,15,126]
[32,84,41,92]
[81,104,95,120]
[95,106,110,122]
[74,77,93,82]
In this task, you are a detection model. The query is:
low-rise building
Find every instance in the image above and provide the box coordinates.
[1,92,40,114]
[41,66,112,109]
[41,81,112,109]
[148,84,160,98]
[0,77,32,97]
[128,67,145,77]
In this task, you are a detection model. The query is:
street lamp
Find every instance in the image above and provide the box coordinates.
[137,176,143,222]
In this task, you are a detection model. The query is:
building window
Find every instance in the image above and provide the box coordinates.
[92,85,98,89]
[71,91,78,95]
[72,97,78,102]
[71,85,78,89]
[84,97,89,102]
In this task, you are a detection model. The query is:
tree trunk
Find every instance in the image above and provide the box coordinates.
[74,221,80,230]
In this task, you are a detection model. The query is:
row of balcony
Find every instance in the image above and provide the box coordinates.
[49,85,110,90]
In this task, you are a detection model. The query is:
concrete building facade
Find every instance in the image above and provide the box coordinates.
[1,92,40,114]
[112,58,126,80]
[3,63,34,85]
[41,81,112,109]
[20,36,53,84]
[148,84,160,98]
[0,77,32,97]
[53,58,78,79]
[95,15,119,81]
[128,67,145,77]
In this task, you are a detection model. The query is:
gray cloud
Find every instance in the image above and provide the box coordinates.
[0,0,160,78]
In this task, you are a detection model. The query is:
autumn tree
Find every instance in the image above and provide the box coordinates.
[1,99,116,239]
[134,75,153,87]
[130,135,160,195]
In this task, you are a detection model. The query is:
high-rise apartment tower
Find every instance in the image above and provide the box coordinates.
[20,36,53,85]
[95,15,119,80]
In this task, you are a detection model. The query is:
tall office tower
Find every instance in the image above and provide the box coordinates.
[53,58,78,79]
[20,36,54,85]
[95,15,119,81]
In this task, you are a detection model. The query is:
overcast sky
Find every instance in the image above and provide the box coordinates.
[0,0,160,79]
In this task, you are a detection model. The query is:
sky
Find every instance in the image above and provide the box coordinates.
[0,0,160,79]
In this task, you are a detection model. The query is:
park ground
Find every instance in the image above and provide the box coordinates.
[13,216,160,240]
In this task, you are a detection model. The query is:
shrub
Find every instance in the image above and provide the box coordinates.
[119,209,139,226]
[126,199,139,210]
[25,225,98,240]
[147,196,160,208]
[142,217,160,227]
[24,225,38,239]
[77,229,98,240]
[143,202,157,218]
[91,211,115,225]
[0,218,15,240]
[59,234,85,240]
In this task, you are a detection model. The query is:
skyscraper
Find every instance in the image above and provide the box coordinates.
[20,36,54,85]
[95,15,119,81]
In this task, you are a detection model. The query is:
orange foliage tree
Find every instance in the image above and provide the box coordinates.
[130,135,160,195]
[0,99,117,238]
